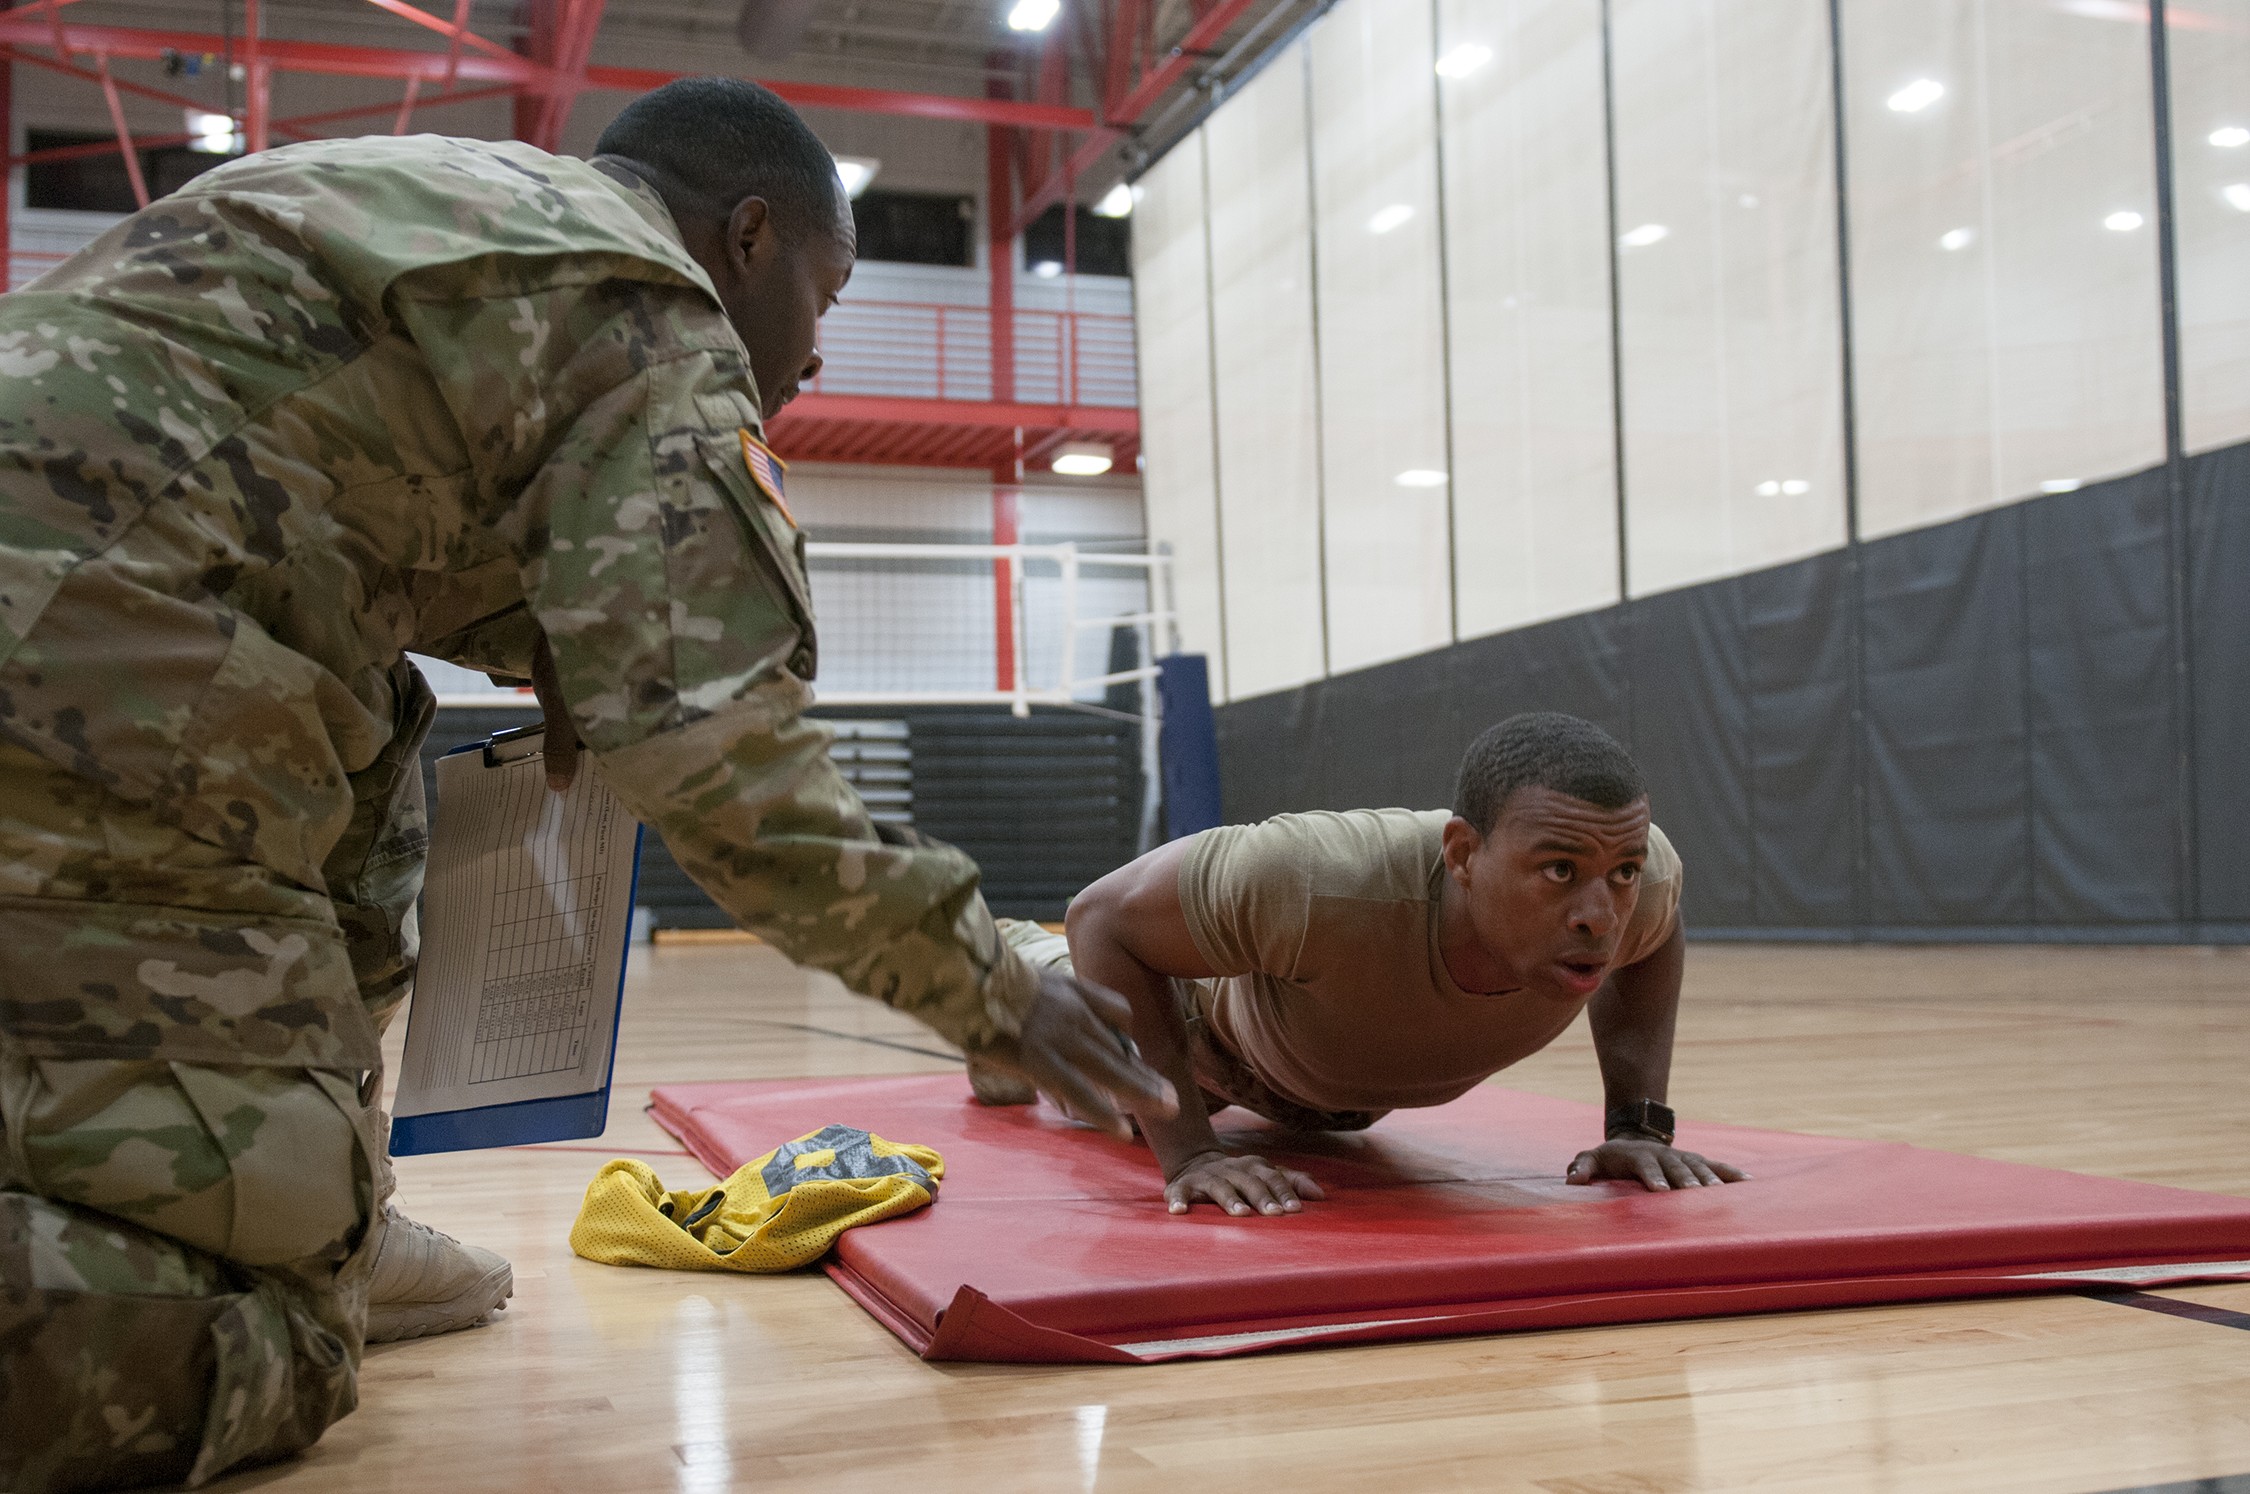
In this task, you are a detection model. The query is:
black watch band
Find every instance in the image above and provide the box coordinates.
[1605,1098,1676,1145]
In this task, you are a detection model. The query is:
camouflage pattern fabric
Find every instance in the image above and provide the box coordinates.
[0,134,1036,1488]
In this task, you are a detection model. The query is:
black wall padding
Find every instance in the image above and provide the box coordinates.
[1215,439,2250,943]
[2190,440,2250,926]
[418,703,1143,927]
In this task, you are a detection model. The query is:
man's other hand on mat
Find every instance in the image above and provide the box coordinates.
[1565,1137,1748,1191]
[1165,1149,1326,1217]
[977,970,1179,1142]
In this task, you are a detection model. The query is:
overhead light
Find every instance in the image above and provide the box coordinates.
[185,109,238,154]
[1367,203,1415,235]
[2210,125,2249,148]
[2224,183,2250,212]
[2040,478,2082,494]
[1051,441,1113,476]
[1031,259,1063,278]
[2103,209,2144,231]
[1395,469,1447,488]
[1434,42,1493,79]
[1618,222,1668,248]
[1006,0,1060,31]
[1887,78,1945,114]
[1755,480,1781,497]
[1781,478,1810,496]
[1939,226,1976,251]
[1092,182,1135,218]
[833,155,880,199]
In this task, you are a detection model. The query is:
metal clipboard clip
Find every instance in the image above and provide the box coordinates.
[481,723,548,769]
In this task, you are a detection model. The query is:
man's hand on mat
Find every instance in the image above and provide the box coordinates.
[1566,1139,1748,1191]
[984,970,1179,1142]
[1164,1149,1326,1217]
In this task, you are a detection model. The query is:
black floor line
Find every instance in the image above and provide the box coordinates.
[2087,1288,2250,1332]
[2087,1475,2250,1494]
[748,1017,963,1064]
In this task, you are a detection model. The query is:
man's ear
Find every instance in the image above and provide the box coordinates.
[1441,814,1484,887]
[724,195,777,276]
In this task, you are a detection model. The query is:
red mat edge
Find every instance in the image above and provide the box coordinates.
[840,1261,2250,1364]
[650,1086,2250,1365]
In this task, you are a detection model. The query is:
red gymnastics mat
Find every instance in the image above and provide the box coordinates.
[647,1075,2250,1363]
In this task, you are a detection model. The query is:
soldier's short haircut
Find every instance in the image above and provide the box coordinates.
[1453,712,1646,834]
[594,77,844,239]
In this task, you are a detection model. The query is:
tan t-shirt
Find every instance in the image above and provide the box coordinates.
[1176,808,1682,1114]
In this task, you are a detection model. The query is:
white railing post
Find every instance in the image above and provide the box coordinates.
[1009,546,1030,718]
[1057,542,1079,700]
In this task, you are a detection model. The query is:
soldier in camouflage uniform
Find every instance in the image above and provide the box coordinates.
[0,79,1172,1491]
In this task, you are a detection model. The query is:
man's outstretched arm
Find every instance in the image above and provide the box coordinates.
[1570,922,1750,1190]
[1067,843,1325,1217]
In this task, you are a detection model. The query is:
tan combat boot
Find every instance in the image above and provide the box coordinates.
[364,1204,514,1343]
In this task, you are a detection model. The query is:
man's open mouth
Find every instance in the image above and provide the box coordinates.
[1552,955,1609,991]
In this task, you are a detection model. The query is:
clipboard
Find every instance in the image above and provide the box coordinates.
[391,724,644,1155]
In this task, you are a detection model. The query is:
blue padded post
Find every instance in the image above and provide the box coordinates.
[1156,653,1223,840]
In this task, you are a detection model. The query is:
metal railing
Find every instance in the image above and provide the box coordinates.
[805,299,1138,408]
[430,542,1176,717]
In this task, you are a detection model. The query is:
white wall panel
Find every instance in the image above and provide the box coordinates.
[1205,47,1328,699]
[1308,0,1455,673]
[1437,0,1620,636]
[1844,0,2166,538]
[1613,0,1848,596]
[2169,0,2250,455]
[1131,131,1229,696]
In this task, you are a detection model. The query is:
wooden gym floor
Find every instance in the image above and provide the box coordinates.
[213,942,2250,1493]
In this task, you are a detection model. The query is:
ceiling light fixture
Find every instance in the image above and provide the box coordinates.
[1051,441,1114,476]
[2223,183,2250,213]
[2210,125,2249,149]
[1092,182,1135,218]
[1395,469,1448,488]
[1939,226,1976,251]
[1618,223,1668,248]
[1006,0,1060,31]
[2040,479,2082,494]
[1367,203,1415,234]
[833,155,880,199]
[2103,209,2144,231]
[1031,259,1063,279]
[1434,42,1493,79]
[185,110,238,154]
[1887,78,1945,113]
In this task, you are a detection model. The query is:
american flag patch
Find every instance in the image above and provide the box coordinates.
[739,428,797,529]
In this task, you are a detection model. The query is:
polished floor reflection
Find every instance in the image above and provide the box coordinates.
[211,942,2250,1493]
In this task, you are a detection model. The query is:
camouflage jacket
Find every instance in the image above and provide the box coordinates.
[0,135,1037,1064]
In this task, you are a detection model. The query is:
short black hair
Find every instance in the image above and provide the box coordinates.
[1453,712,1646,834]
[593,77,844,236]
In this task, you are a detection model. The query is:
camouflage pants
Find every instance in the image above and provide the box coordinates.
[0,664,433,1493]
[996,920,1386,1133]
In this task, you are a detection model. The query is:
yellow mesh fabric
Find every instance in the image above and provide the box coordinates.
[569,1125,944,1273]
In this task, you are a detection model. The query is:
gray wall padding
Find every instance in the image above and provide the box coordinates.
[1214,443,2248,942]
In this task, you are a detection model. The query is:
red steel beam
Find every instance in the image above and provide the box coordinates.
[1106,0,1260,125]
[774,392,1138,432]
[271,79,511,133]
[583,65,1095,129]
[0,43,315,142]
[0,18,1100,129]
[1008,126,1118,238]
[359,0,518,66]
[94,53,148,207]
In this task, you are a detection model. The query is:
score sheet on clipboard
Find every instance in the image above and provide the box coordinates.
[391,725,644,1155]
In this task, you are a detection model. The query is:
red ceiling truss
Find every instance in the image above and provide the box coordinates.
[0,0,1281,471]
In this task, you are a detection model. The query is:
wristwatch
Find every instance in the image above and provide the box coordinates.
[1605,1098,1676,1146]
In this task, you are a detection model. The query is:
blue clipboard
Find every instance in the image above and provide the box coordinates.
[390,725,644,1155]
